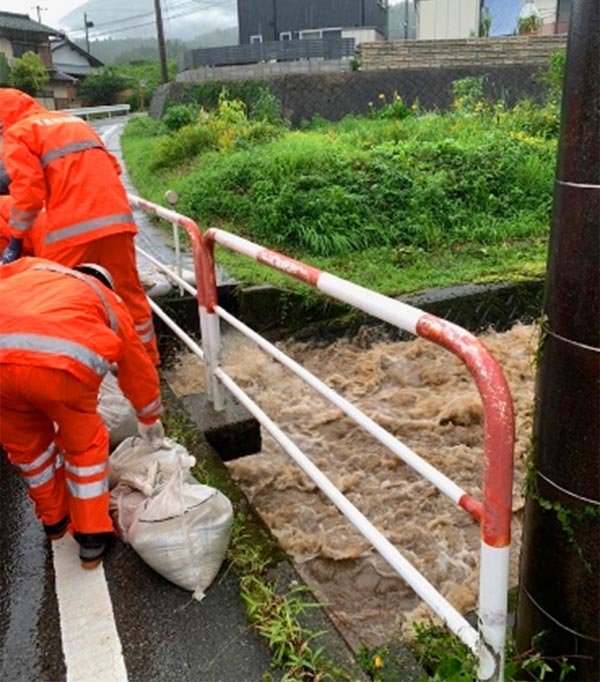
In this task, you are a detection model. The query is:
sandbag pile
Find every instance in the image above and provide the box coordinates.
[108,438,233,601]
[98,373,138,449]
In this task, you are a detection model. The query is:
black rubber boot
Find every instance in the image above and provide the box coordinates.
[43,516,70,541]
[74,532,113,570]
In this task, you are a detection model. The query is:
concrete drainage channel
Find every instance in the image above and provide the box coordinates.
[153,277,544,679]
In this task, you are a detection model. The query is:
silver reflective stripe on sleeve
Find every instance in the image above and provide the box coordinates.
[11,207,39,219]
[32,264,119,333]
[0,333,113,376]
[139,329,155,343]
[8,217,36,231]
[135,319,155,343]
[17,442,56,473]
[65,461,108,477]
[137,396,162,419]
[67,477,109,499]
[41,140,105,168]
[44,213,136,246]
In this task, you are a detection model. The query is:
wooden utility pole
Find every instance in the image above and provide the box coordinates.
[153,0,169,84]
[515,0,600,678]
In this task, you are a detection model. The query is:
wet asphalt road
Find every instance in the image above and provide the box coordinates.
[0,455,274,682]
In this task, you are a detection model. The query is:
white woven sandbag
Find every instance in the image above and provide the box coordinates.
[109,436,196,489]
[98,373,138,449]
[127,469,233,600]
[109,483,148,542]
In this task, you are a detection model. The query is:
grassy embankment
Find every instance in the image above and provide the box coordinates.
[121,84,558,302]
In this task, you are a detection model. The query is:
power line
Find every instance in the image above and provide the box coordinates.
[77,0,233,38]
[69,0,232,35]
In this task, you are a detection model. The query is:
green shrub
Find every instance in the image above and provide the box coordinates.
[369,92,412,120]
[541,50,565,103]
[162,104,198,131]
[124,115,165,138]
[151,124,217,169]
[452,76,486,113]
[248,86,282,122]
[125,101,556,259]
[77,67,129,105]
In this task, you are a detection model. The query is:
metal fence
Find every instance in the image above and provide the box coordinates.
[188,37,355,68]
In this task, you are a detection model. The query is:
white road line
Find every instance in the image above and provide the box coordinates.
[101,124,120,143]
[52,535,128,682]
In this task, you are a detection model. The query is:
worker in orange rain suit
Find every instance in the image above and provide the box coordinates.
[0,257,165,569]
[0,88,159,365]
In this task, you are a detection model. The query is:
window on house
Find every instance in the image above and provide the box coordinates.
[280,31,292,41]
[250,34,263,44]
[300,30,321,40]
[12,41,37,58]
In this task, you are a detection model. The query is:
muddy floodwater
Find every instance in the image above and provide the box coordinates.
[165,322,537,650]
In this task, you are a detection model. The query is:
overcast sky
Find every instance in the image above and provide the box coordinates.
[0,0,407,33]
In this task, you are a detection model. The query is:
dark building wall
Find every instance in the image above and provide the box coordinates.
[238,0,276,43]
[238,0,387,44]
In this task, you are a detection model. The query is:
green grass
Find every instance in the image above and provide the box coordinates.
[122,102,556,297]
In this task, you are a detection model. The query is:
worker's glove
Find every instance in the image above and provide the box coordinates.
[138,419,166,449]
[1,238,22,264]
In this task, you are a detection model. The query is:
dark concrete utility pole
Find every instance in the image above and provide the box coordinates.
[154,0,169,84]
[84,13,94,55]
[515,0,599,679]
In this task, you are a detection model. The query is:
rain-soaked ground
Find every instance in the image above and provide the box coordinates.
[165,321,538,650]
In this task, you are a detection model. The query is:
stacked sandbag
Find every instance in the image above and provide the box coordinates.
[109,437,233,601]
[98,373,138,449]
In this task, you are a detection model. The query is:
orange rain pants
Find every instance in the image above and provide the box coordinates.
[0,364,113,535]
[48,232,160,366]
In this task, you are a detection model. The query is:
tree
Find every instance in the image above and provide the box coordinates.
[8,51,49,95]
[76,67,129,106]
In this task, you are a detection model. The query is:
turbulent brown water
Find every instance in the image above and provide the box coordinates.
[165,322,537,650]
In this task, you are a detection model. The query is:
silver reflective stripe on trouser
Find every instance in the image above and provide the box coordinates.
[65,461,108,477]
[32,264,119,333]
[44,212,136,246]
[137,396,162,420]
[17,441,56,472]
[66,477,109,500]
[0,333,113,377]
[21,449,64,489]
[40,139,104,168]
[135,319,155,344]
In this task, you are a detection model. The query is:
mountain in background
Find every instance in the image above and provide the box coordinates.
[61,0,237,42]
[78,25,238,64]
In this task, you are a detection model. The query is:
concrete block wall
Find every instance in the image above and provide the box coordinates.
[358,34,567,70]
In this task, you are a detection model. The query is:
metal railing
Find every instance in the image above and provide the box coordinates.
[130,195,514,681]
[61,104,131,120]
[187,37,355,68]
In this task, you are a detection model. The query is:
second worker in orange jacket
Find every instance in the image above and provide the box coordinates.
[0,87,159,365]
[0,257,164,568]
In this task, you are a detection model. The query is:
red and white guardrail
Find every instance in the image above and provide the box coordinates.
[128,195,514,681]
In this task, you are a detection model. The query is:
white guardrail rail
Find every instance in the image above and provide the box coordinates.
[61,104,131,120]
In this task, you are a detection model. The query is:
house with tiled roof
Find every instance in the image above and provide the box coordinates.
[0,10,81,109]
[50,36,103,80]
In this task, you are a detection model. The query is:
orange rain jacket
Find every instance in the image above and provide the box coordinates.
[0,88,136,258]
[0,257,161,423]
[0,195,43,256]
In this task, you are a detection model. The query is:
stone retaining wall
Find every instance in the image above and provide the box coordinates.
[358,34,566,70]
